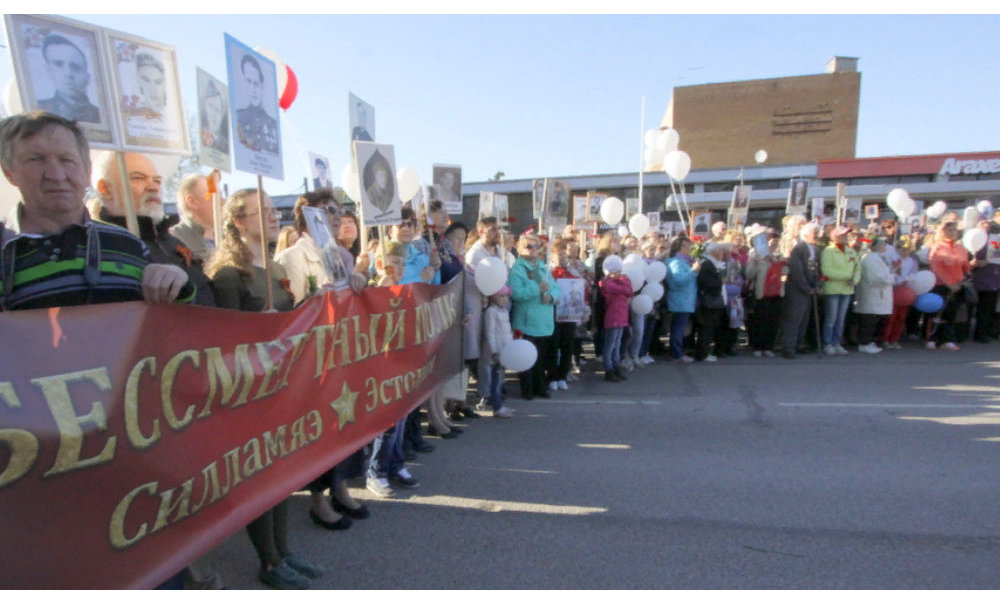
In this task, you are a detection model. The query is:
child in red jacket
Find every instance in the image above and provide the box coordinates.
[599,255,632,382]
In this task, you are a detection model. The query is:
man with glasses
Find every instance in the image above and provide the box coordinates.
[91,150,214,305]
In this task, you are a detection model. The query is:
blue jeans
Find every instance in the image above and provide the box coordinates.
[640,314,656,357]
[603,327,624,370]
[488,362,505,411]
[367,418,406,480]
[628,311,645,360]
[669,312,690,359]
[822,294,852,347]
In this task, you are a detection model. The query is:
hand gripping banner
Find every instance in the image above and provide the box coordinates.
[0,278,462,588]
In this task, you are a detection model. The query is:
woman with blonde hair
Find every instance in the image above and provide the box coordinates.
[206,188,323,589]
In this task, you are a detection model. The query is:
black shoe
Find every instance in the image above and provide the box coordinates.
[309,509,352,531]
[782,350,796,359]
[414,441,435,453]
[613,365,627,379]
[536,391,551,399]
[449,411,464,421]
[461,407,481,419]
[403,449,417,461]
[428,426,458,439]
[604,372,621,382]
[389,471,420,488]
[331,499,370,520]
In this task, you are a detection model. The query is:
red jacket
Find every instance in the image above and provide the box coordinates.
[599,275,632,328]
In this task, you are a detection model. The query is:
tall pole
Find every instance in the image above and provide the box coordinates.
[209,169,223,249]
[257,174,274,311]
[114,152,139,236]
[638,97,645,216]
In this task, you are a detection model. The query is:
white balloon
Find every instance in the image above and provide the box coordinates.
[886,188,909,214]
[893,196,915,220]
[963,206,980,231]
[630,294,653,315]
[253,47,288,96]
[906,270,936,296]
[3,79,23,116]
[617,225,630,238]
[500,339,537,373]
[623,254,647,291]
[643,129,660,149]
[643,146,663,167]
[665,194,675,209]
[926,200,948,220]
[628,213,650,238]
[474,257,508,296]
[658,129,679,153]
[396,166,422,202]
[916,247,930,265]
[663,150,692,181]
[963,228,988,254]
[754,149,768,164]
[341,162,361,201]
[645,260,667,284]
[601,197,624,225]
[640,282,664,302]
[624,252,644,265]
[977,200,994,217]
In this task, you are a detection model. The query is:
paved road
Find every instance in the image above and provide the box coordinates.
[210,343,1000,589]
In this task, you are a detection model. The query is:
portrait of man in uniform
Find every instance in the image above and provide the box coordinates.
[310,154,332,189]
[349,93,374,142]
[37,34,100,123]
[236,54,279,155]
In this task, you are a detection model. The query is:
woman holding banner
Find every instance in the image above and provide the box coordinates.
[206,189,323,589]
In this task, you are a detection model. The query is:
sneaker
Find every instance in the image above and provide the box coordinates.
[752,350,763,357]
[823,345,838,356]
[474,397,489,412]
[259,560,310,590]
[549,381,559,391]
[703,354,718,363]
[366,477,394,498]
[942,342,960,351]
[835,345,849,355]
[494,406,514,418]
[623,358,634,371]
[390,468,420,488]
[925,341,937,350]
[858,343,880,354]
[681,355,694,363]
[763,350,776,357]
[558,380,568,390]
[282,554,324,579]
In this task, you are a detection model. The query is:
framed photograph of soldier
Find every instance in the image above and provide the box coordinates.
[864,204,880,221]
[626,197,640,218]
[786,179,809,215]
[495,194,509,223]
[308,152,332,189]
[432,164,462,214]
[104,29,188,153]
[572,195,588,228]
[353,141,402,226]
[544,179,571,229]
[225,33,283,180]
[348,92,374,143]
[840,198,862,225]
[196,67,230,172]
[811,197,825,219]
[478,190,495,220]
[586,192,608,223]
[646,211,661,231]
[690,210,712,238]
[729,184,751,226]
[555,278,587,323]
[3,14,116,146]
[532,179,546,219]
[302,206,350,289]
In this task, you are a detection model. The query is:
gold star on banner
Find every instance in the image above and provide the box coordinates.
[329,382,358,431]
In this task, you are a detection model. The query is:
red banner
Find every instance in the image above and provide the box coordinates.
[0,278,462,589]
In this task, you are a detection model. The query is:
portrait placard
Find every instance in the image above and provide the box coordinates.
[786,179,809,215]
[302,205,333,250]
[555,278,587,324]
[353,141,402,226]
[196,67,230,172]
[586,192,608,223]
[532,179,545,219]
[626,197,640,218]
[478,190,495,220]
[225,33,282,179]
[811,197,825,219]
[987,235,1000,265]
[840,198,862,225]
[864,204,880,220]
[495,194,509,223]
[4,14,117,146]
[308,152,332,189]
[729,185,751,226]
[751,232,770,258]
[433,164,462,215]
[572,195,588,227]
[691,210,712,238]
[348,92,374,143]
[104,29,188,153]
[545,179,571,229]
[646,211,661,231]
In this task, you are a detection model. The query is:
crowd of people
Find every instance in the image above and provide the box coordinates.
[3,109,999,590]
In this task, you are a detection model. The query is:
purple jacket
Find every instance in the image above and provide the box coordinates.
[973,241,1000,291]
[600,275,632,328]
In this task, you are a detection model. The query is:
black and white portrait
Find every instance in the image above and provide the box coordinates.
[433,164,462,204]
[196,67,230,171]
[225,34,282,179]
[4,14,115,145]
[586,192,607,223]
[349,92,374,142]
[533,179,546,219]
[786,179,809,215]
[573,195,588,227]
[105,30,187,152]
[545,179,571,227]
[309,152,332,189]
[354,141,401,226]
[478,190,495,220]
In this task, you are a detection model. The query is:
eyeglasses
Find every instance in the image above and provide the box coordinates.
[525,244,539,250]
[400,220,417,228]
[324,205,342,216]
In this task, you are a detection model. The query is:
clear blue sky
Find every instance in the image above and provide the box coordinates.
[2,13,998,199]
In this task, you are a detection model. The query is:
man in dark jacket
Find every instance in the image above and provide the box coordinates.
[780,222,821,358]
[695,242,728,362]
[91,151,215,307]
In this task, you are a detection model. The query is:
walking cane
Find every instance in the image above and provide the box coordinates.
[811,292,823,359]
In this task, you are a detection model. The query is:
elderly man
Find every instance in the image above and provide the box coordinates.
[780,222,822,359]
[0,111,190,309]
[91,150,214,306]
[169,173,215,262]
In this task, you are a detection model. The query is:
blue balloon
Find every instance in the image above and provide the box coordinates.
[914,292,944,313]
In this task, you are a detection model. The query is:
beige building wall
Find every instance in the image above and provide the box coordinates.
[660,70,860,170]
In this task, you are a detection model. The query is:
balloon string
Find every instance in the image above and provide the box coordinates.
[280,111,312,188]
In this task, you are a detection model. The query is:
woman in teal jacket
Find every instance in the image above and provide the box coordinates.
[509,233,560,399]
[665,237,700,361]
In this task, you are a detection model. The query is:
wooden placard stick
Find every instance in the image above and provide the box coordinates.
[114,151,140,237]
[256,174,274,310]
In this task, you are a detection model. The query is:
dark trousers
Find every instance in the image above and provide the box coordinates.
[518,334,551,397]
[975,290,999,340]
[549,322,576,381]
[857,313,886,346]
[747,296,782,351]
[780,291,812,353]
[695,308,722,360]
[932,284,967,344]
